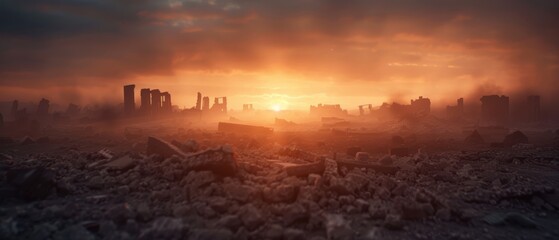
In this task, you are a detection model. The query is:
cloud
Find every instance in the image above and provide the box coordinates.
[0,0,558,111]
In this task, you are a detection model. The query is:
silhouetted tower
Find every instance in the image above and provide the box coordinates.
[527,95,540,122]
[123,84,136,113]
[243,104,253,111]
[151,89,162,113]
[196,92,202,110]
[410,96,431,116]
[140,88,151,112]
[161,92,172,112]
[37,98,50,116]
[202,96,210,111]
[480,95,509,126]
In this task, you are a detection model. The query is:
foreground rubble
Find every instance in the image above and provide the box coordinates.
[1,126,559,240]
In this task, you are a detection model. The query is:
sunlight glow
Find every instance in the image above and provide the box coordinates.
[271,104,282,112]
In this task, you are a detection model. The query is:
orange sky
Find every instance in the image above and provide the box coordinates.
[1,1,558,111]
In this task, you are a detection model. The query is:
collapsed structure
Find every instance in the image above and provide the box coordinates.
[123,85,173,115]
[310,104,348,117]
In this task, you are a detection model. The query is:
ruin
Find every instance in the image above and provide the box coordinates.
[410,96,430,116]
[446,98,464,120]
[243,104,253,112]
[211,97,227,113]
[358,104,373,116]
[217,122,273,136]
[161,92,172,113]
[37,98,50,116]
[66,104,80,115]
[140,88,151,112]
[480,95,509,126]
[123,84,135,113]
[196,92,202,110]
[202,96,210,111]
[310,104,348,117]
[150,89,162,113]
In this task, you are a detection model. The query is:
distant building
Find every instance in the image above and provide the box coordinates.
[211,97,227,113]
[140,88,151,112]
[202,97,210,111]
[446,98,464,120]
[310,104,348,117]
[410,96,430,116]
[480,95,509,126]
[359,104,373,116]
[161,92,172,112]
[123,84,135,113]
[243,104,253,111]
[37,98,50,116]
[196,92,202,110]
[150,89,162,112]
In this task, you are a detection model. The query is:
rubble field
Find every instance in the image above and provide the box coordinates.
[1,121,559,240]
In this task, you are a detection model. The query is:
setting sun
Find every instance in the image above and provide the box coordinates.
[271,104,282,112]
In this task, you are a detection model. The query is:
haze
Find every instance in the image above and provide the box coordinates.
[1,0,558,112]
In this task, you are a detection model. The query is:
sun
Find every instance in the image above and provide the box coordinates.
[271,104,282,112]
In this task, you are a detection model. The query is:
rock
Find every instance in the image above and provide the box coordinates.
[209,197,229,213]
[146,136,187,158]
[189,228,233,240]
[223,183,259,203]
[139,217,189,240]
[53,225,95,240]
[87,176,104,189]
[435,208,452,221]
[502,131,529,146]
[354,199,369,212]
[239,204,265,231]
[368,203,388,220]
[6,167,56,200]
[263,184,298,203]
[346,147,362,157]
[355,152,370,161]
[465,130,484,144]
[283,228,305,240]
[483,212,538,228]
[390,147,410,157]
[282,203,308,226]
[258,224,283,240]
[383,214,403,230]
[308,174,322,186]
[379,156,394,166]
[20,136,35,145]
[401,200,431,220]
[102,155,137,171]
[107,203,135,225]
[214,215,242,231]
[136,202,152,222]
[324,214,353,240]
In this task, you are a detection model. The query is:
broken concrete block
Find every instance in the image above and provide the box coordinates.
[146,136,187,158]
[355,152,370,161]
[101,155,137,171]
[182,145,238,176]
[281,157,326,177]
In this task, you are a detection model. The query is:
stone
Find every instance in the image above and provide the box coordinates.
[239,204,265,231]
[435,208,452,221]
[209,197,229,213]
[263,184,298,203]
[282,203,308,226]
[102,156,137,171]
[214,215,242,231]
[308,174,322,186]
[368,203,387,220]
[502,131,528,146]
[355,152,370,161]
[465,130,484,144]
[189,228,233,240]
[324,214,353,240]
[139,217,189,240]
[136,202,152,222]
[223,183,259,203]
[354,199,369,212]
[53,225,95,240]
[6,167,56,200]
[483,212,538,228]
[258,224,283,240]
[87,176,104,189]
[383,214,403,230]
[283,228,305,240]
[146,136,187,158]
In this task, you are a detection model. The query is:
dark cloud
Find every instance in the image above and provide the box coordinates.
[0,0,558,112]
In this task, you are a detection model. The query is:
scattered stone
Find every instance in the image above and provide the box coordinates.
[483,212,538,228]
[355,152,370,161]
[383,214,403,230]
[258,224,284,240]
[6,167,56,200]
[324,214,353,240]
[53,225,95,240]
[503,131,529,146]
[465,130,484,144]
[282,203,308,226]
[239,204,265,231]
[189,228,233,240]
[147,136,188,158]
[139,217,189,240]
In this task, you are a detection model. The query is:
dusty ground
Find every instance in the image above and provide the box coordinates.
[1,118,559,240]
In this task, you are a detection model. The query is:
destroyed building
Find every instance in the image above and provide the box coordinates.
[161,92,172,112]
[140,88,151,112]
[410,96,430,116]
[211,97,227,113]
[37,98,50,116]
[480,95,509,126]
[310,104,348,117]
[359,104,373,116]
[243,104,253,112]
[446,98,464,120]
[196,92,202,110]
[202,96,210,111]
[123,84,135,113]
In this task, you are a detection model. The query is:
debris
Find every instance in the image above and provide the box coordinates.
[383,214,403,230]
[281,157,326,177]
[483,212,538,228]
[182,145,238,176]
[324,214,353,240]
[355,152,370,161]
[239,204,265,231]
[503,131,529,146]
[218,122,273,136]
[146,137,188,158]
[390,147,410,157]
[335,160,400,175]
[465,130,484,144]
[7,167,56,200]
[101,155,137,171]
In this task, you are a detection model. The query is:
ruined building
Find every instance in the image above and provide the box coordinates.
[446,98,464,120]
[150,89,162,113]
[37,98,50,116]
[359,104,373,116]
[123,84,136,113]
[243,104,253,112]
[410,96,430,116]
[310,104,348,117]
[196,92,202,110]
[202,97,210,111]
[480,95,509,126]
[140,88,151,112]
[211,97,227,113]
[161,92,172,112]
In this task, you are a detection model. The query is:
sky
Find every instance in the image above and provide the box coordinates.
[1,0,558,111]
